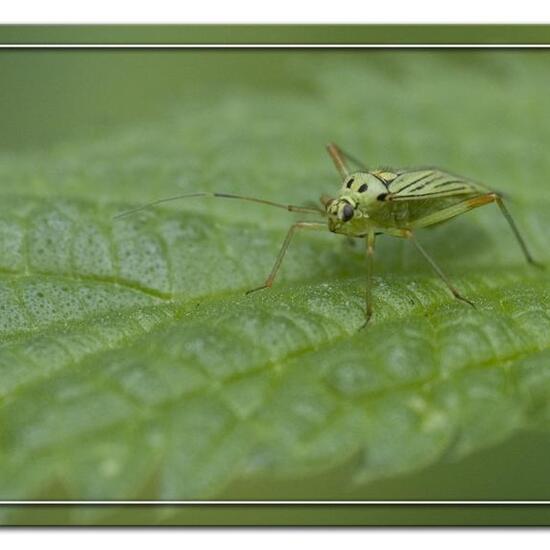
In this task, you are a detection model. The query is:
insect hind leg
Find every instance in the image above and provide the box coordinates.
[405,230,476,308]
[492,194,543,268]
[409,191,542,268]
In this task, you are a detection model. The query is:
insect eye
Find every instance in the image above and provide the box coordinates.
[358,183,368,193]
[341,203,354,222]
[346,178,354,189]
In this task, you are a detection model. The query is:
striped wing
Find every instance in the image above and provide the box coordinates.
[370,168,493,229]
[387,169,488,200]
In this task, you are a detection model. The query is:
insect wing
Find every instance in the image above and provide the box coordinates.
[387,169,488,200]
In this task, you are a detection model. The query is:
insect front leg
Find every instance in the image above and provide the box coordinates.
[246,221,327,294]
[361,230,376,329]
[402,230,475,307]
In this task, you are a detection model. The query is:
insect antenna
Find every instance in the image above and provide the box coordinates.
[335,145,369,171]
[326,143,350,178]
[326,142,369,177]
[113,192,324,220]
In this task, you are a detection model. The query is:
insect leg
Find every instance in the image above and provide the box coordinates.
[493,195,542,267]
[408,193,541,267]
[405,230,475,307]
[246,221,327,294]
[361,230,376,328]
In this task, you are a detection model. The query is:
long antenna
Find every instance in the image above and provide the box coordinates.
[326,143,350,178]
[326,142,369,176]
[113,191,324,220]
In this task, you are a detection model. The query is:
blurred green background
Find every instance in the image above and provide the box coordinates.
[2,29,550,524]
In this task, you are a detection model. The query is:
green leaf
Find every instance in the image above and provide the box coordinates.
[2,50,550,508]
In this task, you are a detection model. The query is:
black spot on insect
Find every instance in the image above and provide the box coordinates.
[346,178,355,188]
[377,193,388,201]
[341,203,354,222]
[358,183,368,193]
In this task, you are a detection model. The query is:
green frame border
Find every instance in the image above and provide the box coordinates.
[1,24,550,45]
[2,23,550,526]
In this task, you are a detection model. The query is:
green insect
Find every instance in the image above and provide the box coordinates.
[116,143,541,327]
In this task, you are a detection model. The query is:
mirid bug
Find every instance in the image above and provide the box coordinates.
[115,143,542,327]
